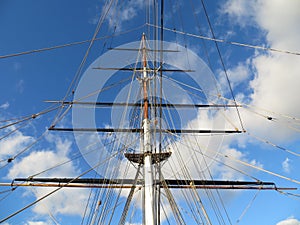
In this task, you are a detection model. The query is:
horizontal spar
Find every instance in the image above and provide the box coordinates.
[0,183,294,190]
[45,100,241,108]
[8,178,296,190]
[14,178,274,185]
[107,47,180,52]
[48,127,243,134]
[93,67,194,72]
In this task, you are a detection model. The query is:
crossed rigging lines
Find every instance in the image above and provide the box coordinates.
[1,0,300,224]
[0,23,299,61]
[1,63,300,224]
[0,55,300,223]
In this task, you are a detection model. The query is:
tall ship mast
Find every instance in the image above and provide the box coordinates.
[0,1,300,224]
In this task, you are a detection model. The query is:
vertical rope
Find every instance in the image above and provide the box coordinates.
[200,0,245,132]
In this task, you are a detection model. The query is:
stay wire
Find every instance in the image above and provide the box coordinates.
[0,104,61,131]
[190,134,232,225]
[80,178,94,225]
[0,151,121,224]
[146,23,300,56]
[158,105,203,222]
[200,0,244,132]
[73,75,133,102]
[160,198,172,225]
[235,190,260,224]
[0,120,31,143]
[21,133,131,180]
[176,137,225,224]
[0,105,61,147]
[166,74,300,129]
[164,130,300,216]
[160,173,187,225]
[244,107,300,133]
[51,0,115,128]
[247,132,300,157]
[160,86,213,223]
[95,41,142,222]
[7,134,140,224]
[49,105,72,130]
[97,136,141,224]
[0,187,18,203]
[0,129,50,170]
[0,24,146,60]
[218,151,300,185]
[163,75,241,132]
[245,105,300,122]
[159,0,164,222]
[159,110,209,224]
[165,74,300,133]
[164,131,262,182]
[276,189,300,199]
[191,0,224,100]
[82,132,116,225]
[107,147,133,224]
[29,187,60,225]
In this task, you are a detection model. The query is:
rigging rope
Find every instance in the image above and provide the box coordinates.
[0,129,50,169]
[191,130,232,225]
[118,164,141,225]
[51,0,116,128]
[164,74,300,137]
[0,120,31,142]
[160,80,219,224]
[0,24,146,60]
[200,0,245,133]
[146,23,300,56]
[0,104,61,131]
[235,190,260,224]
[158,103,212,224]
[247,132,300,157]
[219,151,300,185]
[161,174,187,225]
[276,189,300,199]
[0,148,125,223]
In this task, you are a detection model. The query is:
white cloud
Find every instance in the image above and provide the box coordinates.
[7,134,75,178]
[277,218,300,225]
[25,221,51,225]
[227,60,251,86]
[218,59,251,93]
[16,79,24,93]
[13,62,21,71]
[222,0,258,27]
[30,187,89,216]
[282,157,291,173]
[221,0,300,143]
[7,149,74,178]
[7,134,90,217]
[108,0,144,29]
[214,146,262,180]
[91,0,144,29]
[125,223,142,225]
[0,102,9,109]
[0,130,32,159]
[250,54,300,120]
[254,1,300,51]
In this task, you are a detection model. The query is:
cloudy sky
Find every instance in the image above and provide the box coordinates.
[0,0,300,224]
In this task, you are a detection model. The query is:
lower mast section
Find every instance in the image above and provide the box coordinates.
[143,119,155,225]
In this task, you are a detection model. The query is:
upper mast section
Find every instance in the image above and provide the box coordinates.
[142,33,149,121]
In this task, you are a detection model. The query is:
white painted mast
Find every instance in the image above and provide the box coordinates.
[141,33,155,225]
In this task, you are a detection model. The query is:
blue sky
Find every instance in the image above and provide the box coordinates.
[0,0,300,225]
